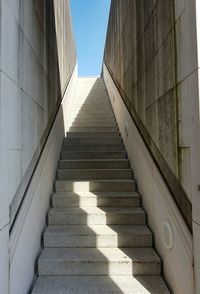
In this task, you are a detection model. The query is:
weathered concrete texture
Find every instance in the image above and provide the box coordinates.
[103,65,194,294]
[104,0,178,177]
[0,0,76,210]
[0,0,76,293]
[104,0,198,205]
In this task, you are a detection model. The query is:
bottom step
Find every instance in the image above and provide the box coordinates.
[38,247,161,276]
[32,275,170,294]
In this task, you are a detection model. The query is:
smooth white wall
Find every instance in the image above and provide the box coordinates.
[9,64,78,294]
[103,64,194,294]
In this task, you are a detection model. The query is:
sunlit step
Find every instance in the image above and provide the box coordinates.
[55,179,135,192]
[69,114,115,121]
[69,117,116,123]
[38,247,160,276]
[44,225,152,248]
[52,191,140,207]
[32,275,170,294]
[48,206,145,225]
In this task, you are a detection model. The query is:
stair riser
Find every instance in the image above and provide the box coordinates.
[64,137,122,145]
[70,116,116,122]
[72,101,111,106]
[71,122,117,127]
[38,261,160,276]
[61,152,127,160]
[70,113,114,119]
[48,214,145,225]
[71,109,113,114]
[32,276,170,294]
[55,181,136,192]
[44,234,152,248]
[69,127,118,132]
[66,132,120,138]
[62,145,124,152]
[64,138,122,145]
[57,170,132,180]
[52,196,140,207]
[70,119,116,124]
[59,160,129,169]
[71,107,113,110]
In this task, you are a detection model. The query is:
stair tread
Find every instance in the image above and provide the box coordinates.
[56,179,135,182]
[62,151,126,153]
[44,225,151,236]
[49,206,145,215]
[58,168,132,171]
[52,191,139,197]
[33,78,168,292]
[32,275,170,294]
[60,159,128,162]
[39,247,160,263]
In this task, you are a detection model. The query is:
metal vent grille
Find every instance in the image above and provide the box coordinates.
[162,221,173,250]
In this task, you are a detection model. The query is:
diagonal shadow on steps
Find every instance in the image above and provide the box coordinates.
[42,78,169,294]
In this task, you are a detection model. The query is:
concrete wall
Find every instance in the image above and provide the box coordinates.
[104,1,200,293]
[103,0,198,229]
[192,2,200,293]
[0,0,76,293]
[103,63,194,294]
[9,64,78,294]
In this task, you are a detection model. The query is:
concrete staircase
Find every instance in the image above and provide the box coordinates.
[32,78,170,293]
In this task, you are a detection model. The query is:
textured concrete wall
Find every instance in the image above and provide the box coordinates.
[104,0,198,223]
[104,1,200,291]
[104,0,177,175]
[0,0,76,225]
[103,63,194,294]
[0,1,76,293]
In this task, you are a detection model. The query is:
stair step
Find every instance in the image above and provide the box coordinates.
[69,127,118,132]
[75,101,111,105]
[71,108,113,113]
[62,144,124,152]
[66,132,120,138]
[32,275,170,294]
[55,179,136,192]
[71,122,117,127]
[57,169,132,180]
[38,247,160,276]
[70,113,114,119]
[48,207,145,225]
[32,78,169,293]
[71,109,113,114]
[59,159,129,169]
[44,225,152,248]
[64,138,122,145]
[70,115,116,121]
[61,151,127,159]
[70,117,116,123]
[52,191,140,207]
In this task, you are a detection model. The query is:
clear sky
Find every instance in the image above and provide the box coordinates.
[70,0,111,76]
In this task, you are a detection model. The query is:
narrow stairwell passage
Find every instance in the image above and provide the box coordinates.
[32,78,170,293]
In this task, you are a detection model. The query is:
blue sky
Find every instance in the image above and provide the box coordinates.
[70,0,111,76]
